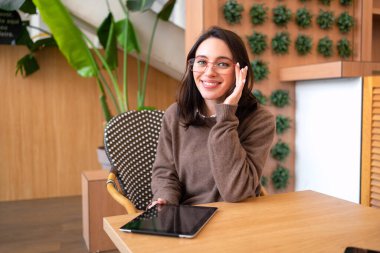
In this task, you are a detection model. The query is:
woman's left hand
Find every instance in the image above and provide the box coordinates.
[223,62,248,105]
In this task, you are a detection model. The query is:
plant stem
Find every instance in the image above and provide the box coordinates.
[83,34,124,112]
[96,77,113,121]
[86,42,120,115]
[141,15,159,108]
[98,70,120,114]
[137,55,142,108]
[26,25,52,36]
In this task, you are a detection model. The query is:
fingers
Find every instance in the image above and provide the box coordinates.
[224,63,248,105]
[235,63,248,94]
[157,198,167,205]
[148,198,168,209]
[235,62,241,85]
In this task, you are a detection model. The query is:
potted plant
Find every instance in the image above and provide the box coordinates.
[247,31,267,55]
[295,7,313,29]
[272,5,292,27]
[316,9,335,30]
[276,115,291,135]
[337,38,352,59]
[270,140,290,161]
[250,59,270,82]
[271,165,290,190]
[223,0,244,25]
[317,36,334,57]
[3,0,177,168]
[319,0,333,6]
[336,11,354,34]
[271,32,291,55]
[249,3,268,25]
[270,89,290,108]
[295,34,313,56]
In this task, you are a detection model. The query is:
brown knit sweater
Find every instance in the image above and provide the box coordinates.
[151,103,275,205]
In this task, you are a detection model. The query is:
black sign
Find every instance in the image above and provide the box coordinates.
[0,10,22,44]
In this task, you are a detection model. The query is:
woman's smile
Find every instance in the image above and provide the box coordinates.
[201,80,221,88]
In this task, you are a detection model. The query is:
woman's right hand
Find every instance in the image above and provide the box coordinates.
[147,198,167,209]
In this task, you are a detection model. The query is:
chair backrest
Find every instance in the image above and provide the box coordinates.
[104,110,165,210]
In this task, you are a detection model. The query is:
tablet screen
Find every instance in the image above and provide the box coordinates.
[120,204,217,238]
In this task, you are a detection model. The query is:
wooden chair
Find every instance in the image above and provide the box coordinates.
[104,110,165,214]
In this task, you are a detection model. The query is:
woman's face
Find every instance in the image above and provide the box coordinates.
[192,38,235,105]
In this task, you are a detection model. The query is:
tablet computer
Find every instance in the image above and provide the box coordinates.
[119,204,217,238]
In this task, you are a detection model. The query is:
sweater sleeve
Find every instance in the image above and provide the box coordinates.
[208,103,275,202]
[151,109,182,205]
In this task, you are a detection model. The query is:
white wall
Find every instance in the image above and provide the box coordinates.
[295,77,362,203]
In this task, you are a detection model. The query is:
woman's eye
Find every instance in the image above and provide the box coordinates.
[197,60,207,66]
[217,62,229,68]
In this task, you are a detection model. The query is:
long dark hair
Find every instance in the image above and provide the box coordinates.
[177,26,257,127]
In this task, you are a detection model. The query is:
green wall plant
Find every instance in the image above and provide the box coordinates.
[316,10,335,30]
[317,36,333,57]
[337,38,352,59]
[276,115,291,135]
[271,165,290,190]
[271,140,290,161]
[295,34,313,55]
[223,0,244,24]
[253,89,267,105]
[295,7,313,29]
[272,5,292,27]
[336,11,354,34]
[249,3,268,25]
[272,32,291,55]
[247,32,267,55]
[251,59,270,82]
[340,0,353,6]
[319,0,333,6]
[261,175,268,187]
[270,89,290,108]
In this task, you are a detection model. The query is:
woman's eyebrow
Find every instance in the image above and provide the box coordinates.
[195,55,233,61]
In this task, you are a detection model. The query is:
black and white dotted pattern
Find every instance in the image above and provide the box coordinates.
[104,110,164,210]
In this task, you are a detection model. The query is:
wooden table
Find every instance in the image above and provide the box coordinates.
[103,191,380,253]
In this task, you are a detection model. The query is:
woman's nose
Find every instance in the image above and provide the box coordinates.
[204,63,217,76]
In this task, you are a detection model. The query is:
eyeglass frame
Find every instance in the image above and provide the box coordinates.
[188,56,236,74]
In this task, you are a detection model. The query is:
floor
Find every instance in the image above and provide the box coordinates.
[0,196,119,253]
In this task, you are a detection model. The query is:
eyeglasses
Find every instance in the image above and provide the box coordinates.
[188,56,235,74]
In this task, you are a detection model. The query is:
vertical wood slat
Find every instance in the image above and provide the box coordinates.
[362,76,380,207]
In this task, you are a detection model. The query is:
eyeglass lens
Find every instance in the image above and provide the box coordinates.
[190,57,234,74]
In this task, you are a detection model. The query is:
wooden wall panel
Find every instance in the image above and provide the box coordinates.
[186,0,360,194]
[0,46,178,201]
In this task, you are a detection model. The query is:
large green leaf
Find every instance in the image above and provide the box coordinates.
[97,13,118,70]
[0,0,25,10]
[126,0,155,12]
[158,0,176,21]
[115,18,140,53]
[32,0,97,77]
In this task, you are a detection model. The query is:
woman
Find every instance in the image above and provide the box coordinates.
[151,26,275,206]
